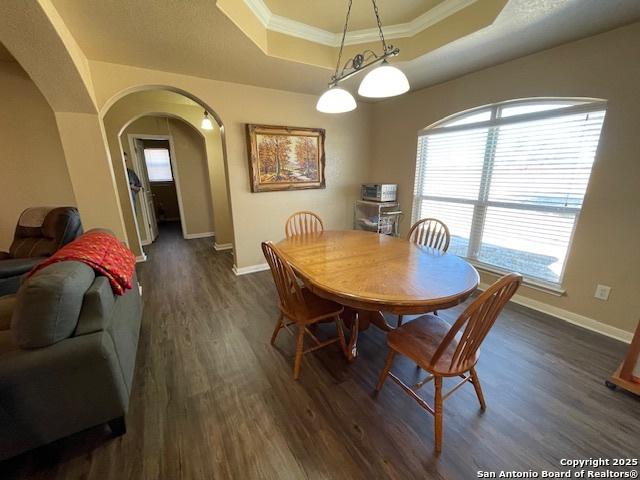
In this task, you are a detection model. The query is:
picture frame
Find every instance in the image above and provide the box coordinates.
[246,124,326,192]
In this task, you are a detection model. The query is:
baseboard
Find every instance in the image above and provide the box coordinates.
[183,231,215,240]
[233,262,269,276]
[479,282,633,344]
[214,242,233,251]
[136,254,147,263]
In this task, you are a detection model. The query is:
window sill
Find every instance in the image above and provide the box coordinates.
[466,259,566,297]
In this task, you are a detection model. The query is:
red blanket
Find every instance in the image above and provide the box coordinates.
[29,231,136,295]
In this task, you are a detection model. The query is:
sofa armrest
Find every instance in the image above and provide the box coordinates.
[75,272,140,337]
[75,277,115,335]
[0,332,129,460]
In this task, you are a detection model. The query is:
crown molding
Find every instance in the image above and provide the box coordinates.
[245,0,272,23]
[243,0,477,47]
[268,13,338,46]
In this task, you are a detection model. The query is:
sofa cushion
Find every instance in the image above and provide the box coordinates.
[11,262,95,349]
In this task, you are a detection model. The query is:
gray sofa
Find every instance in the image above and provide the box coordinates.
[0,259,142,461]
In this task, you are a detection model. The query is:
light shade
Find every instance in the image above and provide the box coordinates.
[201,111,214,130]
[358,63,410,98]
[316,87,357,113]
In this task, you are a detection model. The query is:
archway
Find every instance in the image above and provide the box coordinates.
[101,88,234,262]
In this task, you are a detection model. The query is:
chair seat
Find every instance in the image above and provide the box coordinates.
[296,288,343,323]
[387,314,478,376]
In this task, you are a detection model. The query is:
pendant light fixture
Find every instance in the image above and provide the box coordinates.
[358,61,410,98]
[316,87,357,113]
[316,0,410,113]
[201,111,213,130]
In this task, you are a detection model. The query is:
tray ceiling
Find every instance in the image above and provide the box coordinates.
[217,0,506,67]
[264,0,445,33]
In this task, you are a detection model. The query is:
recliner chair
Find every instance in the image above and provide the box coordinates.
[0,207,82,296]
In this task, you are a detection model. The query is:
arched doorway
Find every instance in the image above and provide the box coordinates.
[101,88,234,262]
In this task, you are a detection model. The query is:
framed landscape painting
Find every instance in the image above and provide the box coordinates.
[246,124,326,192]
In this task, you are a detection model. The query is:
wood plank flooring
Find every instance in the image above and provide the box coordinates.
[2,224,638,479]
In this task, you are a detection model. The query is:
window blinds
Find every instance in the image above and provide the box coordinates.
[144,148,174,182]
[413,101,606,285]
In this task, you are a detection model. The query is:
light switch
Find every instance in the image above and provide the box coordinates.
[594,284,611,301]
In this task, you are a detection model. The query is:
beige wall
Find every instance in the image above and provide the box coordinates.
[2,2,128,242]
[165,119,215,235]
[55,111,129,242]
[370,23,640,334]
[90,61,373,269]
[0,60,76,249]
[118,116,215,244]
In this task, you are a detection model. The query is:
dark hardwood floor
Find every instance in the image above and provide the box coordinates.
[2,224,638,479]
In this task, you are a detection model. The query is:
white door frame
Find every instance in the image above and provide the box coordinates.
[119,142,146,257]
[127,133,188,241]
[131,137,156,245]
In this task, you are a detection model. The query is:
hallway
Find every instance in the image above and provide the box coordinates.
[2,227,639,479]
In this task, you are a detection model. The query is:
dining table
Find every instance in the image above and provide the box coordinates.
[276,230,480,360]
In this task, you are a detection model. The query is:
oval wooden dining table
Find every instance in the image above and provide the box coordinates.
[276,230,480,360]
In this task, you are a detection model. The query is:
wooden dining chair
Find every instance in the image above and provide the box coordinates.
[407,218,450,252]
[397,218,452,327]
[375,273,522,453]
[262,241,347,380]
[285,211,324,238]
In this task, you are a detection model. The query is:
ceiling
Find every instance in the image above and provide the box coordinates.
[402,0,640,90]
[48,0,640,96]
[263,0,444,32]
[51,0,331,95]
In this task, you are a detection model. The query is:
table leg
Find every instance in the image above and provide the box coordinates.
[347,315,359,362]
[365,310,394,332]
[340,307,358,361]
[341,308,396,361]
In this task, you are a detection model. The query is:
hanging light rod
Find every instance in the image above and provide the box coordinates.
[317,0,410,113]
[328,46,399,87]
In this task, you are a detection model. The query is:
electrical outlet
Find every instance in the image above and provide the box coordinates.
[594,284,611,301]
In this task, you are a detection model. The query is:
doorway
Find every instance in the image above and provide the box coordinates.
[127,134,186,247]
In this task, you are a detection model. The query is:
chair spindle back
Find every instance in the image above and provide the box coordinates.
[432,273,522,370]
[407,218,450,252]
[262,241,306,317]
[285,211,324,238]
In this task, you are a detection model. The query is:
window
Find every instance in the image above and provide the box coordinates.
[144,148,173,182]
[413,99,606,287]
